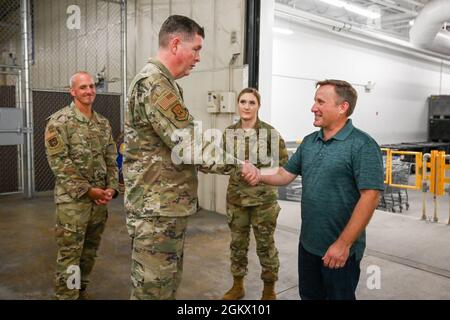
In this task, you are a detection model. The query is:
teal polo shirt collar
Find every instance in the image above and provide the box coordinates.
[315,119,354,142]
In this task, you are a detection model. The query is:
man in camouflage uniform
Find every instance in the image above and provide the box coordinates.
[45,71,119,300]
[124,15,255,300]
[222,88,289,300]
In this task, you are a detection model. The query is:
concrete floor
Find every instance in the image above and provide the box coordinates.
[0,191,449,300]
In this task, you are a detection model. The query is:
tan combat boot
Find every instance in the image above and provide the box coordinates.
[222,276,245,300]
[261,281,276,300]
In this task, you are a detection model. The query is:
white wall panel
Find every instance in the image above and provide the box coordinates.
[171,0,191,16]
[258,0,274,123]
[214,0,242,68]
[192,0,214,71]
[153,0,171,56]
[442,65,450,93]
[272,18,450,144]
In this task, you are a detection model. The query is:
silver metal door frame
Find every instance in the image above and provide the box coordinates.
[0,66,25,196]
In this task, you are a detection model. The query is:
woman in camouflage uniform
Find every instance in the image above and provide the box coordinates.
[222,88,288,300]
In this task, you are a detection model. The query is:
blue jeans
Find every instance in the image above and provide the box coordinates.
[298,243,361,300]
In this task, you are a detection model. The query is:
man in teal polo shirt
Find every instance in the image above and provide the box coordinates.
[242,79,384,299]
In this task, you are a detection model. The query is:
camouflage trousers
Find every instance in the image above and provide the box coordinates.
[128,215,188,300]
[226,202,280,282]
[54,202,108,300]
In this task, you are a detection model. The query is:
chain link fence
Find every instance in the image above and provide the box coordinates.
[0,0,21,69]
[31,0,123,93]
[0,0,22,194]
[0,0,125,194]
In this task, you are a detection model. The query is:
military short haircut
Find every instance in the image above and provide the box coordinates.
[159,15,205,48]
[316,79,358,116]
[238,87,261,106]
[69,71,93,88]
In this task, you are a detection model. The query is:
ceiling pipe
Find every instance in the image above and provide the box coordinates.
[399,0,424,7]
[275,2,450,64]
[409,0,450,55]
[369,0,418,15]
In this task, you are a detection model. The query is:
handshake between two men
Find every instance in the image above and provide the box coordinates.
[241,160,296,188]
[241,161,282,187]
[241,161,261,186]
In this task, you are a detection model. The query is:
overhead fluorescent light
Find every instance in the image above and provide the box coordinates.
[318,0,381,19]
[273,27,294,35]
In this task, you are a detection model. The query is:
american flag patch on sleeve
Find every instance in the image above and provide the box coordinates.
[157,91,178,110]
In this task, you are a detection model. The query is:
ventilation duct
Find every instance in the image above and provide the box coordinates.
[409,0,450,55]
[275,2,450,64]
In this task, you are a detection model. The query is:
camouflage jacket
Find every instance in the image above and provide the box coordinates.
[44,102,119,204]
[225,119,289,206]
[124,59,236,218]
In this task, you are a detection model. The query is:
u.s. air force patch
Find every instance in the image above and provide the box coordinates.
[48,136,59,147]
[156,89,190,124]
[171,103,189,121]
[45,126,64,155]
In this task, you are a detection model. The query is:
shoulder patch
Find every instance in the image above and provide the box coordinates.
[171,103,189,121]
[45,126,64,155]
[151,82,191,128]
[46,106,70,123]
[156,91,178,111]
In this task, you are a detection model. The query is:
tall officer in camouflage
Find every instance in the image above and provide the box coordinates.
[124,15,256,300]
[45,71,119,300]
[221,88,289,300]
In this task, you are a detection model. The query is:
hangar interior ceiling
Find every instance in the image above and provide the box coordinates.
[275,0,432,39]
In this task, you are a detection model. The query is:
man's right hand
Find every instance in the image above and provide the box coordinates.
[241,161,261,186]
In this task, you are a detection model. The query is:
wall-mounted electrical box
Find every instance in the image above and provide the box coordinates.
[206,91,220,113]
[207,91,236,114]
[220,91,236,113]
